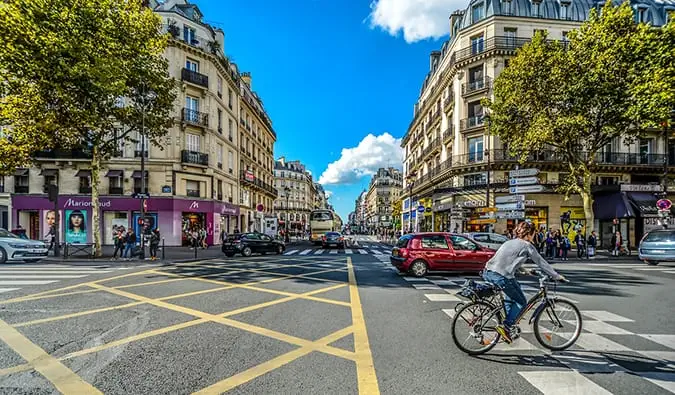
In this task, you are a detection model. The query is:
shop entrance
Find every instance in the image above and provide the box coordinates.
[182,212,206,246]
[17,210,40,240]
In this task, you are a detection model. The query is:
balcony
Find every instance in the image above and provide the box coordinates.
[134,150,148,158]
[459,116,485,132]
[443,95,454,109]
[182,108,209,127]
[14,186,29,194]
[442,126,453,142]
[181,68,209,89]
[421,138,441,160]
[108,186,124,195]
[33,149,92,160]
[181,150,209,166]
[462,76,492,97]
[240,171,278,197]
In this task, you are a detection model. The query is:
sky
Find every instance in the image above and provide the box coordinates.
[193,0,466,220]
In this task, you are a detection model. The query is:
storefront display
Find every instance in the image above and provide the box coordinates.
[560,207,585,246]
[182,212,206,246]
[64,209,87,244]
[133,212,158,238]
[105,212,128,244]
[42,210,63,242]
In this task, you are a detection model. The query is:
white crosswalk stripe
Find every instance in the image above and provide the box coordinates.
[283,249,298,255]
[298,249,312,255]
[313,249,324,255]
[358,249,368,254]
[344,249,353,254]
[0,265,115,295]
[329,249,338,254]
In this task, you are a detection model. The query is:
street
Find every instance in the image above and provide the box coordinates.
[0,239,673,394]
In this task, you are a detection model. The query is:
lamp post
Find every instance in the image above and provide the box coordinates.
[138,83,156,260]
[406,171,417,233]
[284,186,290,242]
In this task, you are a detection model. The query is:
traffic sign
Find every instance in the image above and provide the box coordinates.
[510,185,545,194]
[132,193,150,199]
[417,205,425,213]
[509,168,539,177]
[496,202,525,211]
[657,199,672,211]
[509,177,539,186]
[495,195,525,204]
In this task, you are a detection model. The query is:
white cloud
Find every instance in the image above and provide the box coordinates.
[318,133,403,185]
[368,0,464,43]
[325,190,333,199]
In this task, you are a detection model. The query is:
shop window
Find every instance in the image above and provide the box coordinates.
[598,176,619,185]
[186,180,200,197]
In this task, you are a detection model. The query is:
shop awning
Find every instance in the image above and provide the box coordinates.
[75,169,92,178]
[626,192,660,216]
[593,192,635,220]
[13,168,28,176]
[40,168,58,177]
[105,169,123,178]
[131,170,148,178]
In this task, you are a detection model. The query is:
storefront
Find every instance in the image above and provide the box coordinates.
[11,195,239,247]
[559,206,584,246]
[431,194,453,232]
[454,194,488,232]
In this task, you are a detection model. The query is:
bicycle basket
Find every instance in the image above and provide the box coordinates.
[457,279,498,301]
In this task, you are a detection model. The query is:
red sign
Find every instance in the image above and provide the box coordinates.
[256,204,264,212]
[657,199,672,211]
[245,171,255,182]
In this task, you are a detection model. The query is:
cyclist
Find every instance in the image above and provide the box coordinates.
[483,221,566,344]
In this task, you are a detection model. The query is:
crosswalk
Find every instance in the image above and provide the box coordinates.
[284,247,392,256]
[0,265,121,294]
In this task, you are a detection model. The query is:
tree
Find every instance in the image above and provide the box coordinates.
[484,1,672,233]
[391,199,402,230]
[0,0,176,256]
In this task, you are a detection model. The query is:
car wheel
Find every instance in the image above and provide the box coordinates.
[242,247,252,257]
[225,252,235,258]
[646,260,659,266]
[0,248,6,264]
[409,260,428,277]
[276,245,284,255]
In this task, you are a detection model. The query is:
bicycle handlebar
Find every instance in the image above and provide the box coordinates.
[531,269,569,284]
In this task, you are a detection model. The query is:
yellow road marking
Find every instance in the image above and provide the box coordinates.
[0,362,31,376]
[193,326,354,394]
[0,288,101,304]
[347,257,380,394]
[14,301,146,327]
[0,317,101,394]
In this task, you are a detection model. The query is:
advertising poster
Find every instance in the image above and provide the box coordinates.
[42,209,63,244]
[133,212,158,239]
[64,209,88,244]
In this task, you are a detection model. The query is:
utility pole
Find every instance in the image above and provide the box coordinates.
[139,82,152,260]
[48,184,60,257]
[485,117,492,232]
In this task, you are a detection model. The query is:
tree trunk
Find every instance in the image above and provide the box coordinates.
[91,146,102,257]
[581,172,594,235]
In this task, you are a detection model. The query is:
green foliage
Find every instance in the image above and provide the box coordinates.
[0,0,177,172]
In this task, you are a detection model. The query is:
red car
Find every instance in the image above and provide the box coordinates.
[390,232,496,277]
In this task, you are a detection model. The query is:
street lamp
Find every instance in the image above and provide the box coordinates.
[138,82,156,260]
[284,186,291,242]
[406,171,417,233]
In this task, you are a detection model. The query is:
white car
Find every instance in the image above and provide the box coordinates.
[466,232,509,251]
[0,228,49,263]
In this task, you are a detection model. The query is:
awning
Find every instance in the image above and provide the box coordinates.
[626,192,660,216]
[593,192,635,220]
[75,169,92,178]
[131,170,148,178]
[13,168,28,176]
[105,169,124,178]
[40,169,58,177]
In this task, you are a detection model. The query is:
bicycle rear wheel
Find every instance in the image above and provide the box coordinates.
[533,298,582,351]
[451,301,501,355]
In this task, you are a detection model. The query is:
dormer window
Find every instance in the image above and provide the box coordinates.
[560,3,569,19]
[501,0,513,15]
[183,26,197,45]
[532,0,542,17]
[472,2,485,23]
[635,5,648,23]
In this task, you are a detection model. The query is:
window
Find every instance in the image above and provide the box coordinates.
[468,100,483,119]
[471,2,484,22]
[228,151,234,173]
[186,180,200,197]
[636,7,647,23]
[532,2,541,17]
[449,235,478,251]
[504,58,510,68]
[471,34,484,54]
[183,26,196,44]
[598,176,619,185]
[473,234,489,243]
[217,180,223,199]
[501,0,512,15]
[468,136,484,162]
[560,4,569,19]
[639,138,653,164]
[79,175,91,193]
[185,58,199,72]
[135,131,148,157]
[421,235,449,249]
[217,76,222,97]
[0,176,4,193]
[217,144,223,168]
[533,28,547,37]
[228,184,233,202]
[185,96,199,121]
[133,173,148,194]
[504,27,517,47]
[464,173,487,186]
[228,89,233,109]
[186,133,200,152]
[228,119,234,141]
[113,127,125,157]
[14,171,28,193]
[468,65,484,87]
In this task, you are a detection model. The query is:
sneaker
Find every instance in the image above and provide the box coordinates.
[496,325,513,344]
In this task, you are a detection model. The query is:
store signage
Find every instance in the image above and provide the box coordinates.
[461,200,486,208]
[64,198,112,208]
[509,177,539,186]
[245,171,255,182]
[509,168,539,177]
[189,201,199,210]
[496,202,525,211]
[496,211,525,219]
[620,184,663,192]
[510,185,545,194]
[495,195,525,204]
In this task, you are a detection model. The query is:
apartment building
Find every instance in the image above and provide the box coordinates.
[364,168,403,233]
[273,157,316,232]
[314,183,329,210]
[401,0,674,247]
[8,0,276,246]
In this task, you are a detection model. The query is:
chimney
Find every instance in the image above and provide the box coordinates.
[278,156,285,166]
[241,72,252,87]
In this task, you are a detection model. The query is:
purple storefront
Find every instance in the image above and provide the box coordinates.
[11,195,239,246]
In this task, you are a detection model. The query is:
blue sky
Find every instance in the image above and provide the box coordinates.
[194,0,449,220]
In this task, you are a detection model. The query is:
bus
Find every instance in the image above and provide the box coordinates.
[309,209,338,243]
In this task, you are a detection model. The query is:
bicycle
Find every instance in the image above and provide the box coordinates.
[451,271,582,355]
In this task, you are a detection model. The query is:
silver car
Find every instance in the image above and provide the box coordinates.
[639,229,675,266]
[467,232,509,251]
[0,228,49,263]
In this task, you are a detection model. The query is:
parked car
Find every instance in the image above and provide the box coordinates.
[322,232,345,249]
[639,229,675,265]
[222,233,285,257]
[390,232,496,277]
[466,232,509,251]
[0,228,48,263]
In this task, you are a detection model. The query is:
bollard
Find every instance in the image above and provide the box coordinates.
[162,238,165,261]
[194,243,197,260]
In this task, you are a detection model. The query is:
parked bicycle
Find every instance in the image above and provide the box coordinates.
[451,270,582,355]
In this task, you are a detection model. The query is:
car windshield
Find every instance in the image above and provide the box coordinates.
[0,229,19,239]
[396,235,412,248]
[643,231,675,242]
[326,232,340,237]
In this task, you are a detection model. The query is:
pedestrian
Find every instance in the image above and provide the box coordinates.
[545,231,554,258]
[561,234,570,261]
[112,227,125,260]
[575,231,586,259]
[149,228,160,260]
[123,229,136,260]
[552,230,561,259]
[587,231,597,258]
[610,231,622,256]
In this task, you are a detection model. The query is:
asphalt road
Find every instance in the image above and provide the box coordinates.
[0,244,672,394]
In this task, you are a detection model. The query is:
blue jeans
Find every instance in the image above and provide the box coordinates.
[123,243,134,258]
[483,270,527,327]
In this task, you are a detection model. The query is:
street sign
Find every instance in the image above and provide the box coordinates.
[657,199,672,211]
[417,205,425,213]
[510,185,545,194]
[509,177,539,186]
[496,211,525,219]
[256,204,264,212]
[496,202,525,211]
[509,168,539,177]
[132,193,150,199]
[495,195,525,204]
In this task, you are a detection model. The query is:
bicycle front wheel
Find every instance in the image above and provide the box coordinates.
[451,301,501,355]
[533,298,582,351]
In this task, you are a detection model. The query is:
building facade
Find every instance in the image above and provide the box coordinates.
[8,0,277,246]
[364,168,403,233]
[273,157,315,232]
[313,183,329,210]
[401,0,674,248]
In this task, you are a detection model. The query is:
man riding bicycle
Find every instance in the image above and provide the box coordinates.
[483,222,566,344]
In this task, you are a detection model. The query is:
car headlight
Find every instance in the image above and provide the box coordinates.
[8,244,29,249]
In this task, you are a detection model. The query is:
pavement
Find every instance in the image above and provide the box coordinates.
[0,242,671,394]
